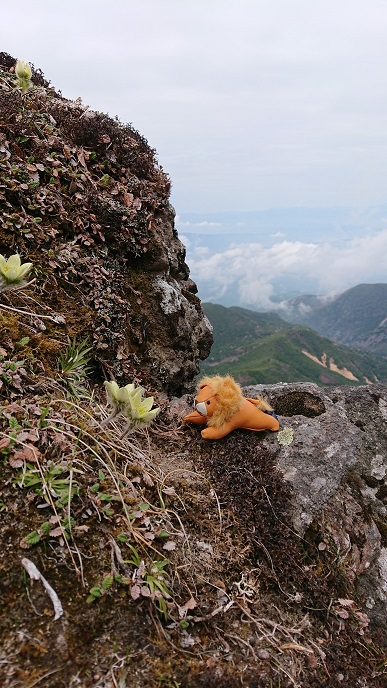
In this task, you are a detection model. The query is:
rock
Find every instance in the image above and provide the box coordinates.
[0,53,213,397]
[244,381,387,631]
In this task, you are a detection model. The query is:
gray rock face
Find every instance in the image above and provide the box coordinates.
[244,381,387,631]
[113,202,214,395]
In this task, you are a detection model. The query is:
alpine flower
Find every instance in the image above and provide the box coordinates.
[0,254,33,287]
[126,388,160,427]
[103,380,159,433]
[15,60,32,94]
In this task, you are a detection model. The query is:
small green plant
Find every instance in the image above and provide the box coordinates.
[0,253,33,291]
[16,336,30,349]
[39,406,50,428]
[15,462,78,507]
[58,336,92,397]
[87,574,115,603]
[87,541,173,618]
[23,521,51,546]
[126,544,172,618]
[98,173,111,186]
[1,358,26,388]
[15,59,32,94]
[22,517,74,548]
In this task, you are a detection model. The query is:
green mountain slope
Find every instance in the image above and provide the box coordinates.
[287,284,387,355]
[201,303,387,386]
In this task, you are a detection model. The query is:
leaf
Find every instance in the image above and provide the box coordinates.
[142,471,154,487]
[140,586,151,598]
[336,609,350,619]
[130,585,141,600]
[3,402,23,414]
[77,148,87,168]
[162,486,176,496]
[0,437,11,450]
[89,587,102,598]
[354,611,369,627]
[102,575,114,590]
[49,527,65,538]
[24,530,41,545]
[26,429,39,442]
[13,446,41,463]
[17,430,28,442]
[337,598,354,607]
[50,433,73,451]
[122,192,134,208]
[19,538,32,549]
[9,453,25,468]
[178,597,197,618]
[163,541,176,551]
[49,515,60,524]
[25,445,41,462]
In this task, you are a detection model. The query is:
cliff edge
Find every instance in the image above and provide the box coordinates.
[0,52,212,396]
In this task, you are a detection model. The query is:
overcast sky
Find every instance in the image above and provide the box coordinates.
[2,0,387,305]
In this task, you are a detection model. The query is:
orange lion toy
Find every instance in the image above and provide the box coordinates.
[183,375,280,440]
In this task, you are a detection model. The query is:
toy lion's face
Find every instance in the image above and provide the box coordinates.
[194,376,244,428]
[194,384,217,418]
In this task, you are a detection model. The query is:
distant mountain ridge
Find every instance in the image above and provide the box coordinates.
[285,283,387,356]
[201,302,387,386]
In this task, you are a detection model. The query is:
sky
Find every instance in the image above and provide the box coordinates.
[2,0,387,308]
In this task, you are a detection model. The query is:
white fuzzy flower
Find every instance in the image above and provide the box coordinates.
[103,380,159,432]
[0,254,33,285]
[15,59,33,93]
[15,60,32,80]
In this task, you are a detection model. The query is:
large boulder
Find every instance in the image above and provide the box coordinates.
[243,381,387,631]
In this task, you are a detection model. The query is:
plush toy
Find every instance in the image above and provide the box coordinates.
[183,375,280,440]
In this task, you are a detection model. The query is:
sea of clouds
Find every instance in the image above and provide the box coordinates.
[178,207,387,311]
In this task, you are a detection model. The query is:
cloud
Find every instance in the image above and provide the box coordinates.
[187,227,387,309]
[3,0,387,213]
[176,217,222,229]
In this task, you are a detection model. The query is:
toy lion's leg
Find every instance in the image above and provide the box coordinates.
[183,411,207,425]
[201,423,234,439]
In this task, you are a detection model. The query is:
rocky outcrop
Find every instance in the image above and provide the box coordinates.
[0,53,212,395]
[243,381,387,632]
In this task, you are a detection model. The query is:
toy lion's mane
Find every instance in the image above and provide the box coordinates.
[199,375,243,429]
